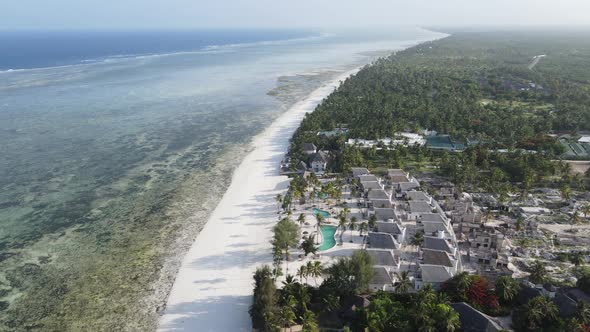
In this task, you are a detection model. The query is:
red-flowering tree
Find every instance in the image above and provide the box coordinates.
[467,276,499,312]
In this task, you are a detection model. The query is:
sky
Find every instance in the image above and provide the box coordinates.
[1,0,590,30]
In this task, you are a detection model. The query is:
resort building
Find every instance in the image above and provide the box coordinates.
[368,232,401,250]
[407,201,434,220]
[310,151,329,175]
[370,267,396,292]
[450,303,504,332]
[372,208,397,222]
[387,168,411,182]
[423,236,457,256]
[351,167,370,177]
[358,174,379,182]
[361,180,384,193]
[368,249,401,292]
[375,221,406,244]
[405,191,432,203]
[367,189,392,201]
[369,198,393,209]
[346,133,426,149]
[303,143,317,155]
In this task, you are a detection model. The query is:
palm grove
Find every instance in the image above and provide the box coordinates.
[250,29,590,331]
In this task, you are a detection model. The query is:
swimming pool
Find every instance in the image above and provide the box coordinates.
[311,207,330,218]
[319,225,337,251]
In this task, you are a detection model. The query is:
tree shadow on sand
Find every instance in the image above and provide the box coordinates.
[159,295,252,332]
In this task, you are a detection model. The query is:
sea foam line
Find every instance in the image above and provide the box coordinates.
[0,33,332,75]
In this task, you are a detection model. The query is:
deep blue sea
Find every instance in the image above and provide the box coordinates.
[0,30,316,70]
[0,28,444,330]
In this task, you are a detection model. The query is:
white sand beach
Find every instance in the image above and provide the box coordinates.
[157,68,361,332]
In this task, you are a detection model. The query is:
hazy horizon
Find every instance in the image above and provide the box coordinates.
[2,0,590,30]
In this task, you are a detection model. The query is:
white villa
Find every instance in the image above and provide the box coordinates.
[346,132,426,149]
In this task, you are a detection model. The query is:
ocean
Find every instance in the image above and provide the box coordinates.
[0,27,442,330]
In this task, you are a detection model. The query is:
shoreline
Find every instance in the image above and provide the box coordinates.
[157,37,443,332]
[157,67,361,331]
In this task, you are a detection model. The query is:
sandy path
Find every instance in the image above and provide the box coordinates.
[157,68,360,332]
[528,54,546,70]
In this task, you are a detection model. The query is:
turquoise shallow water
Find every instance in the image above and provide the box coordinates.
[319,225,337,251]
[311,207,331,218]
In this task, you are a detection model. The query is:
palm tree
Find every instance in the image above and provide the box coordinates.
[560,161,572,177]
[297,213,306,227]
[300,307,319,332]
[368,214,378,231]
[279,295,297,332]
[529,260,547,284]
[307,261,323,286]
[572,210,582,230]
[315,213,325,245]
[275,193,283,214]
[394,271,412,293]
[495,275,521,304]
[411,230,424,247]
[577,301,590,325]
[282,274,296,288]
[435,304,461,332]
[348,216,357,243]
[516,217,525,231]
[359,222,368,236]
[524,296,558,330]
[309,190,316,206]
[338,215,347,245]
[561,184,571,201]
[342,206,350,219]
[582,204,590,219]
[297,265,308,284]
[571,251,585,268]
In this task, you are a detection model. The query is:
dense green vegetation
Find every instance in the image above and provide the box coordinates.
[294,30,590,144]
[289,30,590,190]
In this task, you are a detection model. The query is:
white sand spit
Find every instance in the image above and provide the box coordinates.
[157,68,360,332]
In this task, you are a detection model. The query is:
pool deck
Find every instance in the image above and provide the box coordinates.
[279,197,366,285]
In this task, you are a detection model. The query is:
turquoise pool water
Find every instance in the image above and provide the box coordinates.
[319,225,337,251]
[311,207,330,218]
[318,192,328,199]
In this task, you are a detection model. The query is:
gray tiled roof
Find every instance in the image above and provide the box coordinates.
[374,208,396,221]
[303,143,317,152]
[376,221,402,235]
[387,169,406,177]
[351,167,369,177]
[367,249,399,267]
[312,151,329,164]
[368,232,400,249]
[368,189,389,200]
[399,182,420,191]
[423,221,449,234]
[406,191,429,201]
[371,199,392,209]
[358,174,378,182]
[422,249,453,267]
[409,201,432,213]
[362,181,383,191]
[371,266,393,285]
[423,236,453,253]
[450,302,503,332]
[421,213,445,222]
[420,264,453,283]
